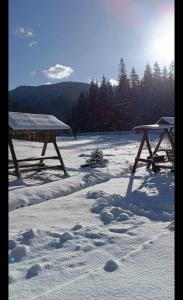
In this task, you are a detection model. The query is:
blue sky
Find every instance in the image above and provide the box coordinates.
[9,0,174,90]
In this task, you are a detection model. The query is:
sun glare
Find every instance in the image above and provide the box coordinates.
[148,16,174,66]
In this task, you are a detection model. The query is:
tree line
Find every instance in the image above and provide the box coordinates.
[69,58,174,132]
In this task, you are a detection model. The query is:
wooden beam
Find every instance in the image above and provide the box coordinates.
[9,156,59,162]
[19,165,63,172]
[8,137,21,179]
[9,162,45,169]
[39,133,49,164]
[132,132,146,173]
[52,139,68,176]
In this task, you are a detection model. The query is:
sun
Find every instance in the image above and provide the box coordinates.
[148,16,174,66]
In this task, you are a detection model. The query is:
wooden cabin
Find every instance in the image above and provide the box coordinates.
[9,112,71,179]
[132,117,174,173]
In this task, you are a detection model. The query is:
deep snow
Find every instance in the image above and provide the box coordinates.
[9,133,174,300]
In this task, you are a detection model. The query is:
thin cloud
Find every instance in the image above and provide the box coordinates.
[28,41,38,47]
[42,64,74,80]
[15,27,34,38]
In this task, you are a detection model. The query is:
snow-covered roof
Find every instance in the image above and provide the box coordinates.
[156,117,174,125]
[133,117,174,131]
[9,112,71,131]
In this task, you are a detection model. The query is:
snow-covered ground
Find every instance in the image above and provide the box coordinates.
[9,133,174,300]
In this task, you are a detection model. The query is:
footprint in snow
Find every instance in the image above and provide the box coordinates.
[58,232,74,247]
[104,260,119,272]
[10,245,30,262]
[9,240,17,250]
[109,227,129,234]
[83,243,95,252]
[72,224,83,231]
[85,231,104,239]
[26,264,43,279]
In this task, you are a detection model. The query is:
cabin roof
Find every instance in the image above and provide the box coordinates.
[9,112,71,131]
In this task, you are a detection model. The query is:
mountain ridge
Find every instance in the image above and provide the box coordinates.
[9,81,89,122]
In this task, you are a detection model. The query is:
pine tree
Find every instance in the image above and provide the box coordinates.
[168,61,174,80]
[129,67,140,127]
[115,58,131,130]
[153,62,161,80]
[162,66,168,81]
[130,67,140,89]
[142,63,153,85]
[86,148,108,167]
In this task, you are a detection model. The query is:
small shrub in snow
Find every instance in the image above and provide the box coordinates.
[84,148,108,168]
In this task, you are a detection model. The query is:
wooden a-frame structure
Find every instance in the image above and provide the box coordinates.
[132,117,174,173]
[9,112,71,179]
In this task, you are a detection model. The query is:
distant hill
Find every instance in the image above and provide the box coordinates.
[9,81,89,122]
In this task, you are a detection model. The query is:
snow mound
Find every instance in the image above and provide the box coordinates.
[166,221,174,231]
[83,171,111,187]
[59,232,74,245]
[94,240,106,247]
[100,210,114,224]
[83,243,95,252]
[9,271,21,284]
[86,190,109,200]
[85,230,104,239]
[10,245,30,262]
[22,228,37,240]
[26,264,43,279]
[117,212,129,221]
[104,259,119,272]
[91,190,174,222]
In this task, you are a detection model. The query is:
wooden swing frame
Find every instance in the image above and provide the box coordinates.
[9,129,68,179]
[132,127,174,173]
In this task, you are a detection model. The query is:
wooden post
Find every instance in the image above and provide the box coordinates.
[132,132,146,173]
[166,129,175,150]
[144,131,153,157]
[39,133,49,164]
[152,129,167,156]
[9,137,21,179]
[52,137,68,176]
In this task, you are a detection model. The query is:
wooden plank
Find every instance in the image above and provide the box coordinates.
[9,156,59,163]
[19,165,63,172]
[9,162,45,169]
[154,164,173,169]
